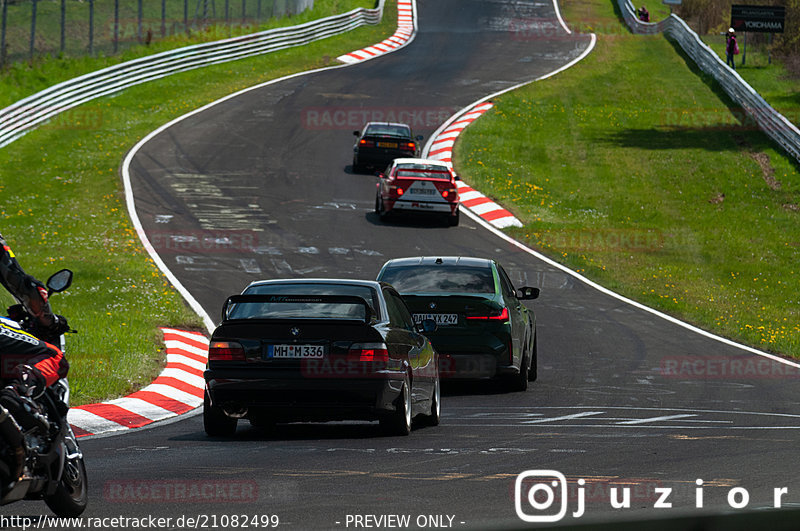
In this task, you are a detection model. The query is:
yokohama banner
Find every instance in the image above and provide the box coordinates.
[730,5,785,33]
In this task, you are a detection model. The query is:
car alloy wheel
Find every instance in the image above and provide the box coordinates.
[422,374,441,426]
[381,376,411,436]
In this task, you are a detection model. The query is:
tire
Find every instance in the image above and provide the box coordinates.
[420,375,441,427]
[203,391,237,437]
[528,335,538,382]
[378,197,390,221]
[508,352,529,392]
[45,455,88,517]
[380,377,412,436]
[374,195,381,214]
[352,157,363,174]
[448,208,460,227]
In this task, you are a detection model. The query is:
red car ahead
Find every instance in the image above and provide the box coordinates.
[375,158,460,226]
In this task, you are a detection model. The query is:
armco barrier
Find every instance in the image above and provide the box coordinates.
[618,0,800,163]
[0,1,385,148]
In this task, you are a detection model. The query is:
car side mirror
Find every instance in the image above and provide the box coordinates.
[416,135,424,141]
[417,318,437,334]
[353,130,360,136]
[376,172,386,179]
[517,286,540,300]
[454,174,461,181]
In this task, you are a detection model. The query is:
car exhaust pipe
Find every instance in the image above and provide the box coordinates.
[223,404,248,418]
[0,405,25,480]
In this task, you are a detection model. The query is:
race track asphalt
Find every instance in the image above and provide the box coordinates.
[10,1,799,528]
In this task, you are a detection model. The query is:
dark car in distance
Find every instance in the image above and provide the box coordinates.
[352,122,422,173]
[377,257,539,391]
[203,279,440,436]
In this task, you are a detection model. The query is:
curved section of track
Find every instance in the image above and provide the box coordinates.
[37,0,800,528]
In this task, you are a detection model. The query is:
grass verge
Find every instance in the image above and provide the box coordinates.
[454,0,800,358]
[0,0,395,405]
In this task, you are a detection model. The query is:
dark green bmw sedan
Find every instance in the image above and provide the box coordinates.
[377,256,540,392]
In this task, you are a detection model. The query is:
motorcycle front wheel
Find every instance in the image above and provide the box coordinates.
[45,455,88,517]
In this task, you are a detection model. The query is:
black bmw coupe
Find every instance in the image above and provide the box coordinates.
[203,279,440,436]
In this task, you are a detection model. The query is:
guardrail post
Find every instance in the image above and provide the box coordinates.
[89,0,94,55]
[114,0,119,53]
[60,0,66,54]
[1,0,7,69]
[242,0,246,25]
[138,0,143,43]
[162,0,167,37]
[742,31,746,66]
[29,0,37,63]
[184,0,189,35]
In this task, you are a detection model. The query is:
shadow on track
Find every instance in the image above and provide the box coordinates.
[173,421,441,442]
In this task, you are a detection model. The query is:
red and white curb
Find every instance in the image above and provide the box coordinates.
[426,102,523,229]
[337,0,415,64]
[67,328,208,438]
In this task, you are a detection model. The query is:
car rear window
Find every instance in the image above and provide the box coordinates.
[235,284,381,320]
[379,265,495,295]
[365,124,411,138]
[395,169,451,180]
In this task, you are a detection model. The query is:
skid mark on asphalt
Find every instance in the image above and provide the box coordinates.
[443,406,800,430]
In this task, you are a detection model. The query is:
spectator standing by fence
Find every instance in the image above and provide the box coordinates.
[726,28,738,70]
[638,6,650,22]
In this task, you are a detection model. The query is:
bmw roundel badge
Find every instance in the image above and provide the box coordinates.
[429,302,436,310]
[290,327,301,337]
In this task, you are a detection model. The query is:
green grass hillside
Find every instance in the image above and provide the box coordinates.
[455,0,800,358]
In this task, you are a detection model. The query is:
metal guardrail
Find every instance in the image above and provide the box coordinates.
[619,0,800,162]
[0,1,384,148]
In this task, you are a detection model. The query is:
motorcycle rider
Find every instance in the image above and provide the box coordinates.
[0,233,69,396]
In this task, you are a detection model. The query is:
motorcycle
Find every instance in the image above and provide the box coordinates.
[0,268,88,516]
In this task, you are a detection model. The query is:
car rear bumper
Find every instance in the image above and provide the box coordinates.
[356,149,415,168]
[205,368,404,421]
[431,333,514,379]
[388,198,458,214]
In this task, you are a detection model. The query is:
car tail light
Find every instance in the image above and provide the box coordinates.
[403,142,416,150]
[441,188,458,200]
[359,139,375,147]
[466,307,509,321]
[348,343,390,362]
[389,185,404,196]
[209,341,245,361]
